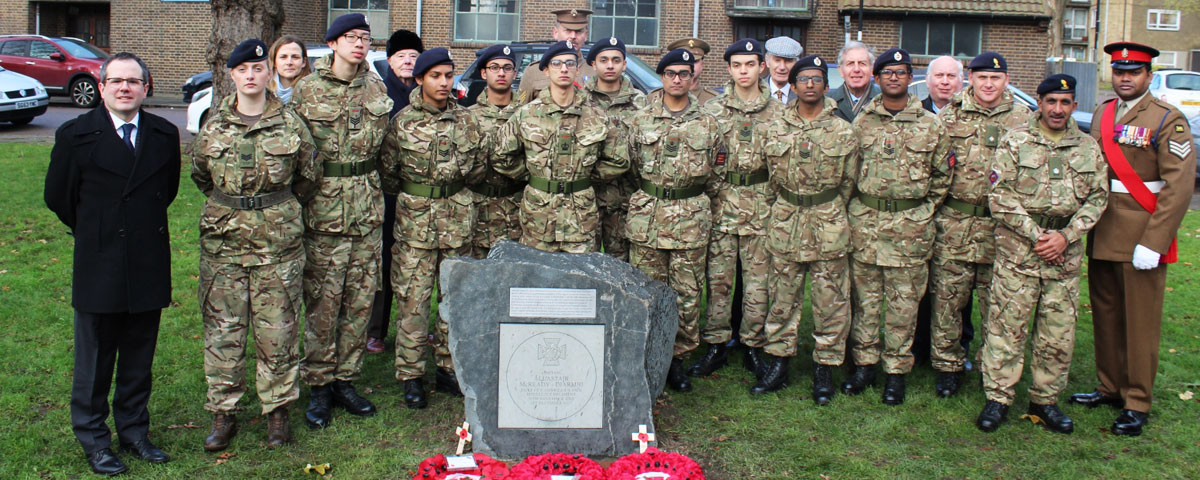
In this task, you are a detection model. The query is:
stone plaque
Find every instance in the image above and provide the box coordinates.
[509,288,596,318]
[498,324,603,429]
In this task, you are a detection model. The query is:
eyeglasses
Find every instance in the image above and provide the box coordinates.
[548,59,578,69]
[342,33,371,45]
[793,75,825,85]
[662,70,694,80]
[878,68,910,78]
[104,77,145,87]
[485,64,516,73]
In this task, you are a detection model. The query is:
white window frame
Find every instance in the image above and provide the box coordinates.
[732,0,809,10]
[328,0,390,39]
[1063,7,1088,41]
[1147,9,1180,31]
[454,0,520,43]
[589,0,660,48]
[1154,51,1179,68]
[1063,45,1087,62]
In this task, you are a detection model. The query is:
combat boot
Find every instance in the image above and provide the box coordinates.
[882,374,906,405]
[435,368,463,397]
[203,414,237,452]
[743,347,766,379]
[840,364,876,395]
[1027,403,1073,434]
[687,343,729,377]
[750,355,788,395]
[935,371,963,398]
[403,379,428,409]
[666,359,693,392]
[812,364,835,406]
[305,384,333,428]
[976,400,1009,432]
[331,380,376,417]
[266,408,291,447]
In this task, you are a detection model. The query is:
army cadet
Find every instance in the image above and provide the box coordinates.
[977,74,1109,434]
[927,52,1033,398]
[755,55,857,400]
[764,36,802,104]
[664,38,720,105]
[1072,42,1197,436]
[493,40,628,253]
[291,13,392,428]
[468,44,525,259]
[827,41,880,122]
[193,39,317,450]
[687,39,780,380]
[582,37,645,262]
[626,49,726,393]
[517,8,597,101]
[843,48,951,406]
[381,48,487,409]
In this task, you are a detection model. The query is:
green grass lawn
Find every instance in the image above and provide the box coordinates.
[1,142,1198,479]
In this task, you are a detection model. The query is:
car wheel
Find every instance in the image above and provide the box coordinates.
[70,77,99,108]
[9,117,33,126]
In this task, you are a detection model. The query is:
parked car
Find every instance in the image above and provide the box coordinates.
[1150,69,1200,118]
[181,70,213,103]
[0,66,50,125]
[0,35,152,108]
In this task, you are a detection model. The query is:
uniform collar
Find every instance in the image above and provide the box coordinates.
[721,80,771,113]
[954,87,1015,116]
[781,97,839,127]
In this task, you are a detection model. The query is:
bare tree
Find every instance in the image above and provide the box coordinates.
[207,0,285,101]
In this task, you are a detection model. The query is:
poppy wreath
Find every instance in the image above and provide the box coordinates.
[410,453,510,479]
[502,453,606,480]
[605,448,705,480]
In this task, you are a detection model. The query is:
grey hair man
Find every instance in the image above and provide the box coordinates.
[828,41,880,121]
[923,55,963,113]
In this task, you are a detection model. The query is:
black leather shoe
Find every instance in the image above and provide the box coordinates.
[976,400,1009,433]
[331,380,377,416]
[1027,403,1073,434]
[435,368,464,397]
[404,379,428,409]
[666,358,693,392]
[744,348,767,379]
[750,355,789,394]
[1112,409,1149,436]
[119,438,169,463]
[687,343,729,377]
[840,364,876,395]
[935,371,963,398]
[1069,389,1123,409]
[87,448,128,476]
[305,384,333,428]
[882,374,906,405]
[812,364,834,406]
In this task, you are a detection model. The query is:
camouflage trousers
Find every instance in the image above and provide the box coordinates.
[392,242,469,380]
[765,256,852,364]
[630,243,706,360]
[981,262,1079,405]
[200,256,303,415]
[301,229,381,386]
[520,235,598,254]
[704,231,768,347]
[929,256,992,373]
[849,259,928,374]
[471,193,522,259]
[600,208,630,262]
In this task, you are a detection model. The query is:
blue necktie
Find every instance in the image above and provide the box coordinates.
[120,123,135,154]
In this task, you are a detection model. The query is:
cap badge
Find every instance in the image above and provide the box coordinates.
[570,9,579,17]
[993,57,1000,68]
[683,52,690,61]
[688,40,695,48]
[363,15,370,26]
[255,45,264,56]
[503,46,511,55]
[610,37,618,46]
[565,41,574,50]
[745,41,753,51]
[814,57,822,66]
[1121,48,1129,59]
[894,51,903,61]
[1061,79,1069,90]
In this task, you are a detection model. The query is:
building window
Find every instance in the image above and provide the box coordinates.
[1064,7,1088,41]
[1147,9,1180,31]
[328,0,389,39]
[733,20,805,45]
[1154,51,1179,68]
[1063,45,1087,62]
[900,19,981,58]
[590,0,658,47]
[732,0,808,9]
[455,0,519,42]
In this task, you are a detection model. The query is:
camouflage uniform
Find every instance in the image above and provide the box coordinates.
[759,98,857,363]
[381,87,487,381]
[581,75,646,262]
[626,93,726,360]
[192,93,317,415]
[931,89,1033,372]
[291,54,392,386]
[517,61,597,104]
[492,87,629,253]
[848,94,951,374]
[983,114,1108,406]
[700,83,781,348]
[467,90,524,258]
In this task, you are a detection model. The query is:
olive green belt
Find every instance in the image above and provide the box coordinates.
[944,196,990,217]
[400,179,465,199]
[210,189,293,210]
[639,179,706,200]
[1029,212,1071,230]
[724,169,769,186]
[856,193,924,212]
[323,158,376,177]
[469,180,526,198]
[528,176,592,194]
[779,187,840,207]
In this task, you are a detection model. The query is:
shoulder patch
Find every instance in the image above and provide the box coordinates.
[1176,124,1185,133]
[989,169,1000,185]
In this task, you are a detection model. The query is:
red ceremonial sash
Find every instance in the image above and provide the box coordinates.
[1100,100,1178,263]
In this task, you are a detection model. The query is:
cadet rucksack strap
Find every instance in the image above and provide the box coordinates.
[209,189,294,210]
[855,192,923,212]
[639,179,706,200]
[943,196,990,217]
[528,176,592,194]
[779,187,839,207]
[1028,212,1072,230]
[400,179,466,199]
[724,169,769,186]
[323,158,377,177]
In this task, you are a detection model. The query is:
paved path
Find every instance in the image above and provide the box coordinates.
[0,98,193,144]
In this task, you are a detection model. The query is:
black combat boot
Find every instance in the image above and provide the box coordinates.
[687,343,729,377]
[1068,389,1122,408]
[435,368,463,397]
[750,355,789,394]
[305,385,333,429]
[882,374,906,405]
[403,379,428,409]
[743,347,767,379]
[840,364,876,395]
[812,364,835,406]
[331,380,376,416]
[666,358,693,392]
[935,371,963,398]
[1112,409,1149,436]
[976,400,1009,432]
[1027,403,1073,434]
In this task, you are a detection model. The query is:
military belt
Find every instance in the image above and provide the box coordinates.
[724,169,769,187]
[944,196,990,217]
[856,193,924,212]
[779,187,840,207]
[639,179,706,200]
[1029,212,1072,230]
[323,158,376,177]
[400,179,465,199]
[210,189,293,210]
[528,176,592,194]
[469,180,526,198]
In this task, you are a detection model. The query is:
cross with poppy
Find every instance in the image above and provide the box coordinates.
[455,421,472,456]
[631,424,656,453]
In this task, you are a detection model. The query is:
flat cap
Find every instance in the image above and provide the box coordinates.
[724,38,763,62]
[386,30,423,58]
[666,38,711,56]
[325,13,370,42]
[873,47,912,75]
[1104,42,1159,70]
[967,52,1007,72]
[765,36,803,59]
[552,8,592,30]
[227,39,268,68]
[586,37,626,66]
[788,54,828,85]
[412,47,454,78]
[1037,73,1076,96]
[540,41,580,70]
[656,48,695,75]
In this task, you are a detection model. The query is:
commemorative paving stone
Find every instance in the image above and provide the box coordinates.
[439,240,678,459]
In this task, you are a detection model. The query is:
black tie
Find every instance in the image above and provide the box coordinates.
[120,123,135,154]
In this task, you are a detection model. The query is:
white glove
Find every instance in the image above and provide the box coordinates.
[1132,244,1161,270]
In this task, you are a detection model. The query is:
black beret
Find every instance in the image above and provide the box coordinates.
[873,48,912,75]
[586,37,626,66]
[1104,42,1159,70]
[724,38,763,62]
[539,41,579,70]
[386,30,423,58]
[1037,74,1076,96]
[325,13,370,42]
[412,47,454,78]
[788,54,828,85]
[967,52,1007,72]
[476,44,516,68]
[227,39,268,68]
[656,48,696,75]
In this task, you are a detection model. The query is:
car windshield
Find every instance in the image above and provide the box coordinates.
[622,53,662,90]
[54,38,107,59]
[1166,73,1200,91]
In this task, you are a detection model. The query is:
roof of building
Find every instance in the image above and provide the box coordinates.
[838,0,1053,18]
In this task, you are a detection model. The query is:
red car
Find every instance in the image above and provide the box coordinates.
[0,35,153,108]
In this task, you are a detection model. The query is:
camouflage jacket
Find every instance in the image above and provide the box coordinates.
[849,94,952,267]
[493,87,629,244]
[380,87,487,249]
[935,88,1034,263]
[192,93,317,265]
[467,89,523,249]
[582,76,646,213]
[625,93,727,250]
[989,114,1109,279]
[760,97,857,262]
[290,54,391,236]
[703,82,783,236]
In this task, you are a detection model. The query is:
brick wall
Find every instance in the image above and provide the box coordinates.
[0,0,29,35]
[110,0,212,100]
[282,0,326,44]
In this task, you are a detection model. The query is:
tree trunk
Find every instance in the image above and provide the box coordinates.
[207,0,285,101]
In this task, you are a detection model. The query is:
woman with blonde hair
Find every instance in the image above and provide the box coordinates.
[268,35,311,103]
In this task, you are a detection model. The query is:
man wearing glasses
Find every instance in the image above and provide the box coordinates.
[468,44,525,259]
[665,38,719,105]
[517,8,597,102]
[291,13,392,429]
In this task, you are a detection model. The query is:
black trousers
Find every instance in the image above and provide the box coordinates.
[367,193,397,340]
[71,309,161,454]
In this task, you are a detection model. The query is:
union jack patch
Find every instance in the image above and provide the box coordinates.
[989,169,1000,185]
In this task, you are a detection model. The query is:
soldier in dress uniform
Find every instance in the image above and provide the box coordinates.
[517,8,597,102]
[664,38,720,105]
[468,44,525,259]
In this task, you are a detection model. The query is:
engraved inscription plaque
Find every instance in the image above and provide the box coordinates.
[509,287,597,319]
[498,324,604,429]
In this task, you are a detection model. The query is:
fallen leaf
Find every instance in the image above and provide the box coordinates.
[1185,262,1194,267]
[215,452,237,465]
[304,463,331,475]
[1020,414,1043,425]
[1166,287,1175,292]
[1169,348,1177,353]
[710,434,729,442]
[167,421,200,429]
[1180,391,1194,401]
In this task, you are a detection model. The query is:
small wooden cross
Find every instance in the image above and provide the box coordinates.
[631,424,655,453]
[454,421,472,456]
